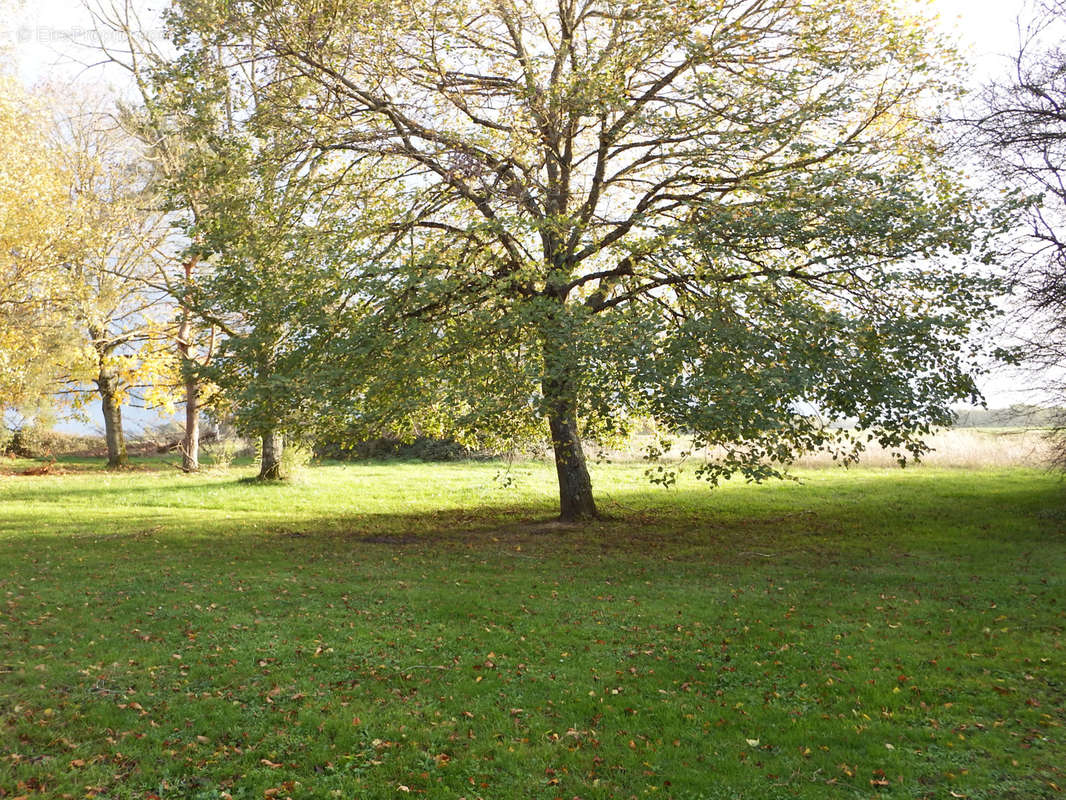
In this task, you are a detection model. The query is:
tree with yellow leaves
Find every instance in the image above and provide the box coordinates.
[0,74,90,417]
[51,91,174,468]
[2,75,180,467]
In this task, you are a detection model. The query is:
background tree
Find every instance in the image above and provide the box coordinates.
[52,94,172,468]
[165,0,1002,519]
[0,75,88,414]
[972,0,1066,466]
[88,0,221,472]
[182,146,390,480]
[150,33,390,480]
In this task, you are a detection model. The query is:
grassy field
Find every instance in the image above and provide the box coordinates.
[0,458,1063,799]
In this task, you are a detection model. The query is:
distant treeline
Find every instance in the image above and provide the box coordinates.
[953,405,1065,428]
[6,408,1062,462]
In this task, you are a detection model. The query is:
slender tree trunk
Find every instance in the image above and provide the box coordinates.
[541,329,596,521]
[183,378,200,472]
[91,328,129,470]
[97,369,129,469]
[178,256,201,472]
[259,430,284,480]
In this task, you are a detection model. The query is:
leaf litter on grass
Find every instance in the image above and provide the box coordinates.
[0,464,1062,798]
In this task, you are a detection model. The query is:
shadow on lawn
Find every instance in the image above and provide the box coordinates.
[0,467,416,504]
[2,477,1062,569]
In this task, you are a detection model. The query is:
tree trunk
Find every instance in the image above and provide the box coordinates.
[542,331,596,521]
[177,260,202,472]
[182,377,200,472]
[259,431,284,480]
[547,407,597,521]
[98,370,129,469]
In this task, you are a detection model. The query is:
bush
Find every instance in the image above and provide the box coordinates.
[275,441,310,476]
[201,436,248,469]
[8,425,45,457]
[2,425,103,458]
[314,435,489,462]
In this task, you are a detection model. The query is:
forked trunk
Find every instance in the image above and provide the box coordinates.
[98,370,129,469]
[259,431,284,480]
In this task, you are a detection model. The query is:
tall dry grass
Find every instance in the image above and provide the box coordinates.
[792,429,1053,469]
[599,429,1054,469]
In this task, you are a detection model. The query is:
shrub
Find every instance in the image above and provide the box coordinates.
[2,425,102,458]
[314,434,490,462]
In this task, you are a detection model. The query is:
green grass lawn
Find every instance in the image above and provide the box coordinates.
[0,460,1063,799]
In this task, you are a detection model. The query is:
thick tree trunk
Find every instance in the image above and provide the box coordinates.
[259,431,284,480]
[547,407,596,521]
[98,370,129,469]
[542,329,596,521]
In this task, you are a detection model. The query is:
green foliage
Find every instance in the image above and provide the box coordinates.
[153,53,394,448]
[314,433,491,462]
[0,463,1062,798]
[279,441,314,476]
[156,0,1010,515]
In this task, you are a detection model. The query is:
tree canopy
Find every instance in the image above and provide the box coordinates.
[53,95,172,468]
[0,76,87,411]
[149,0,1003,515]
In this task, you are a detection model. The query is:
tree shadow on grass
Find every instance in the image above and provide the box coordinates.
[2,475,1063,573]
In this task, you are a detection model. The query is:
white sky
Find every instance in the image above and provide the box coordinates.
[1,0,1046,413]
[1,0,1033,85]
[931,0,1032,70]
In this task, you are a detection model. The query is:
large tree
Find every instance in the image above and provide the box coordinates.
[972,0,1066,465]
[0,75,87,413]
[52,93,172,469]
[2,78,174,466]
[146,33,389,480]
[178,139,371,481]
[165,0,1001,518]
[87,0,225,472]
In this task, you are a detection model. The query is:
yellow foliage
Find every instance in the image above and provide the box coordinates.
[0,74,89,408]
